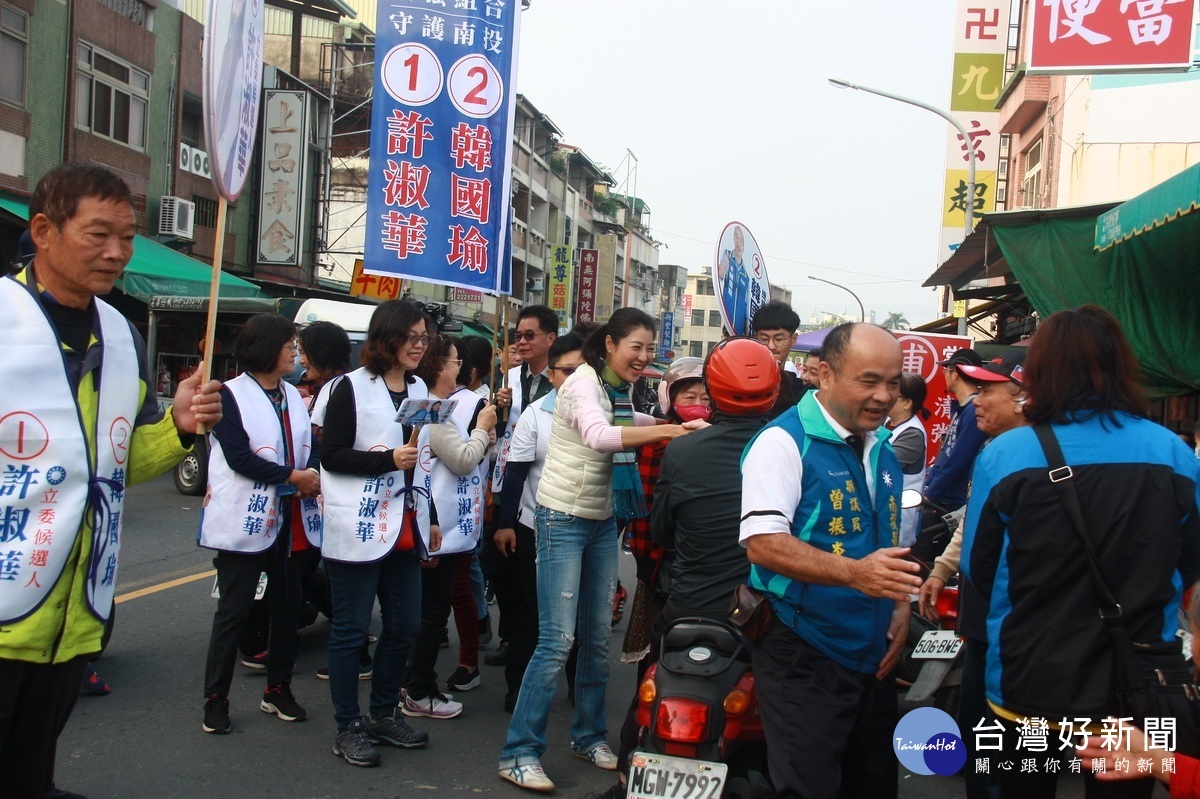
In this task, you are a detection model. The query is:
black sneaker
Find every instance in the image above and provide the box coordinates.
[260,683,306,722]
[484,640,513,667]
[446,665,481,692]
[333,718,381,767]
[366,712,430,749]
[202,694,231,734]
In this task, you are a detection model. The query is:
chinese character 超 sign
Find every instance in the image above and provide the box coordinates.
[549,245,573,331]
[576,248,598,324]
[1029,0,1197,72]
[365,0,519,294]
[258,90,308,266]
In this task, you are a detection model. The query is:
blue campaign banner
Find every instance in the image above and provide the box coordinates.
[661,311,674,351]
[365,1,520,295]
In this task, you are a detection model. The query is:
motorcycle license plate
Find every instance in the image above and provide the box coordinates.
[912,629,963,659]
[627,752,728,799]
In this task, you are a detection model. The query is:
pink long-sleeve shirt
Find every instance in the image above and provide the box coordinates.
[559,368,656,452]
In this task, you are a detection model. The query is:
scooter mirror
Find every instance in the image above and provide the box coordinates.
[900,488,923,509]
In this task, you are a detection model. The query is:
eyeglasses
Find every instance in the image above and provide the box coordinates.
[405,334,432,347]
[443,358,463,367]
[548,365,577,376]
[285,341,299,352]
[513,330,547,342]
[756,333,794,346]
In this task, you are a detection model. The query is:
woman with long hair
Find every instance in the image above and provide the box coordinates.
[498,309,691,792]
[961,305,1200,798]
[319,300,434,767]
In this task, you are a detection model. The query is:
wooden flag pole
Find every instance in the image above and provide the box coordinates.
[196,194,228,434]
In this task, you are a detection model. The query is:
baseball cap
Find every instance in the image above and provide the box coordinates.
[936,348,983,368]
[957,350,1027,387]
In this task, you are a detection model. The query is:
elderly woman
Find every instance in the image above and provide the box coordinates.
[200,313,321,735]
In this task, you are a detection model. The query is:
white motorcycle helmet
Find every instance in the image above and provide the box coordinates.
[656,357,705,417]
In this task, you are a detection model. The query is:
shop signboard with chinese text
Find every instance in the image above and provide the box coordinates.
[1029,0,1197,72]
[576,248,598,324]
[661,312,674,351]
[258,90,308,266]
[893,331,972,468]
[549,245,573,332]
[713,221,769,336]
[365,0,519,295]
[350,258,403,300]
[937,1,1007,267]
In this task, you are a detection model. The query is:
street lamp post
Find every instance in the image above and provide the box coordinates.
[828,78,974,334]
[808,275,865,323]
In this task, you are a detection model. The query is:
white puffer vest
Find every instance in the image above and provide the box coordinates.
[535,363,616,521]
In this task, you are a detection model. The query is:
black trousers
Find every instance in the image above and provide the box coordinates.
[0,655,89,799]
[997,723,1154,799]
[203,533,302,696]
[959,636,1000,799]
[405,552,462,700]
[753,622,899,799]
[502,522,539,695]
[492,525,522,644]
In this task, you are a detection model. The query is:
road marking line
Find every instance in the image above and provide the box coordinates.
[115,569,216,604]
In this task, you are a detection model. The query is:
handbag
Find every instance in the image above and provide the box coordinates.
[1033,424,1200,750]
[727,584,773,643]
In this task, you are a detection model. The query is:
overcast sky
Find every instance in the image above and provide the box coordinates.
[515,1,961,327]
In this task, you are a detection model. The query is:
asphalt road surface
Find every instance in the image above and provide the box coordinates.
[53,475,1098,798]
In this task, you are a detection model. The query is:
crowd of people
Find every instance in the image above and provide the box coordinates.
[4,164,1200,799]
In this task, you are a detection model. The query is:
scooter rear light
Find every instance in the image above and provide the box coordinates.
[723,689,750,716]
[636,674,657,728]
[936,587,959,630]
[654,697,709,744]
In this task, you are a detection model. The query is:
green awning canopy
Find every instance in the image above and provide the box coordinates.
[1095,163,1200,250]
[0,195,263,302]
[992,211,1200,397]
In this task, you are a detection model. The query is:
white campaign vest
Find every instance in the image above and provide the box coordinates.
[0,276,140,624]
[492,363,548,492]
[510,390,555,528]
[320,368,430,563]
[199,375,320,553]
[891,414,929,548]
[414,387,488,555]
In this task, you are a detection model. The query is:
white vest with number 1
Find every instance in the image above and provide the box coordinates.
[0,275,139,625]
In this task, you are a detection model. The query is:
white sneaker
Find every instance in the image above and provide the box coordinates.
[400,691,463,719]
[498,761,556,792]
[574,741,618,770]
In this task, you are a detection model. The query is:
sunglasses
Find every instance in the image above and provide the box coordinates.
[513,330,547,342]
[548,365,577,376]
[405,334,432,347]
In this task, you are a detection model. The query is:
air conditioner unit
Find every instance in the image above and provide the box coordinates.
[528,277,545,292]
[178,142,193,173]
[159,196,195,240]
[191,147,211,179]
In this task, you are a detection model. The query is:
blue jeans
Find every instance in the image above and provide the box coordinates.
[500,506,618,765]
[325,549,421,729]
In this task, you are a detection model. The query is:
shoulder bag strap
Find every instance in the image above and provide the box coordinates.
[1033,423,1141,691]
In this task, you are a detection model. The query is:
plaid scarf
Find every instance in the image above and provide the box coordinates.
[601,364,648,521]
